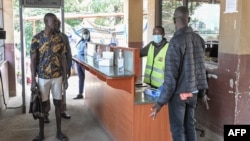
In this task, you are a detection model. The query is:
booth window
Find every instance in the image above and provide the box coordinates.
[188,0,220,63]
[161,0,220,63]
[161,0,183,40]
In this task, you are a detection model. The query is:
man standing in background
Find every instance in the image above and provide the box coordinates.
[43,19,72,123]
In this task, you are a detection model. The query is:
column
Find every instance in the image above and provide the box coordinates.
[3,0,15,97]
[124,0,143,48]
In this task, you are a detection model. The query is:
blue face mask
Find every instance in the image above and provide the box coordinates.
[153,35,163,44]
[83,34,89,40]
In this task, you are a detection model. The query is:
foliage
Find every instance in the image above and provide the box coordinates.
[13,0,123,56]
[162,1,182,38]
[162,0,202,39]
[64,0,88,27]
[64,0,86,12]
[89,0,123,26]
[89,0,123,13]
[14,0,203,55]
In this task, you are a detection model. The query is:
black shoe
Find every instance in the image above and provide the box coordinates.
[44,116,50,123]
[32,135,44,141]
[61,112,71,119]
[73,94,83,100]
[56,132,68,141]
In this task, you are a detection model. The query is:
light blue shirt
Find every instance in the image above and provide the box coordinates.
[76,39,88,57]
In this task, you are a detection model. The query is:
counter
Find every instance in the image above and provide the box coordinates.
[73,44,172,141]
[73,55,134,78]
[205,61,218,79]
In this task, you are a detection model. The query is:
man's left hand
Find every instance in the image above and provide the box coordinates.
[63,80,68,89]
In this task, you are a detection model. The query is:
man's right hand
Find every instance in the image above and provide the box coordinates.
[31,81,37,92]
[150,103,162,120]
[67,70,71,79]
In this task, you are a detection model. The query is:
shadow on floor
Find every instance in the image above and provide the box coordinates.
[0,75,222,141]
[0,75,113,141]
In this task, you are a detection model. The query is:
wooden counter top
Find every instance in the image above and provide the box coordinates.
[72,46,171,141]
[73,55,160,105]
[73,55,136,93]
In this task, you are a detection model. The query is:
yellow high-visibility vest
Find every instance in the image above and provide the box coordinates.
[144,43,169,87]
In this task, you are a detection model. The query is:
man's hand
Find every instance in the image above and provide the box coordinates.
[180,93,193,100]
[31,81,38,92]
[150,103,162,120]
[67,71,71,79]
[197,94,210,110]
[63,80,68,89]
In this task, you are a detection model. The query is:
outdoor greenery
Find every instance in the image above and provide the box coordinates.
[89,0,123,26]
[14,0,123,56]
[13,0,218,55]
[162,0,182,38]
[162,0,203,39]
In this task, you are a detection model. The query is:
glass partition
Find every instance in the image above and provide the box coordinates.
[161,0,182,40]
[161,0,220,62]
[188,1,220,62]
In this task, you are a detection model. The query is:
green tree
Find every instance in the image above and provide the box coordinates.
[89,0,123,26]
[162,0,202,39]
[64,0,90,27]
[14,0,124,56]
[162,0,182,38]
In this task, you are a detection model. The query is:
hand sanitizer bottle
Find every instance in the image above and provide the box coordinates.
[117,49,124,72]
[95,46,101,64]
[106,46,110,52]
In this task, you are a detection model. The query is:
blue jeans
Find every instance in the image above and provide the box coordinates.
[76,63,85,94]
[168,93,198,141]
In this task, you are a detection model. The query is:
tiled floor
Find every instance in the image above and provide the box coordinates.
[0,75,113,141]
[0,75,222,141]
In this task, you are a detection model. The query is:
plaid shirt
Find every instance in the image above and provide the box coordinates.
[30,30,66,79]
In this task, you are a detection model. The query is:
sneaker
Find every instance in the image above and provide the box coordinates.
[61,112,71,119]
[56,132,68,141]
[73,94,83,100]
[44,116,50,123]
[32,134,44,141]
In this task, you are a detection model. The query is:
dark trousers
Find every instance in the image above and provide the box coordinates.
[76,63,85,94]
[168,93,198,141]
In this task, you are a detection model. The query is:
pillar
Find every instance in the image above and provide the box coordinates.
[219,0,250,124]
[124,0,143,48]
[147,0,157,44]
[196,0,250,135]
[3,0,16,97]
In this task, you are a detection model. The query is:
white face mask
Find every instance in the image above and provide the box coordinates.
[153,35,163,44]
[83,34,89,40]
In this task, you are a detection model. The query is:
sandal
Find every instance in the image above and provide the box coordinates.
[56,132,68,141]
[32,135,44,141]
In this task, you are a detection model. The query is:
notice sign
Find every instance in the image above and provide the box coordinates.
[23,0,61,8]
[224,125,250,141]
[225,0,238,13]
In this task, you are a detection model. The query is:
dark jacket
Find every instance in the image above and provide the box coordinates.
[157,26,208,105]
